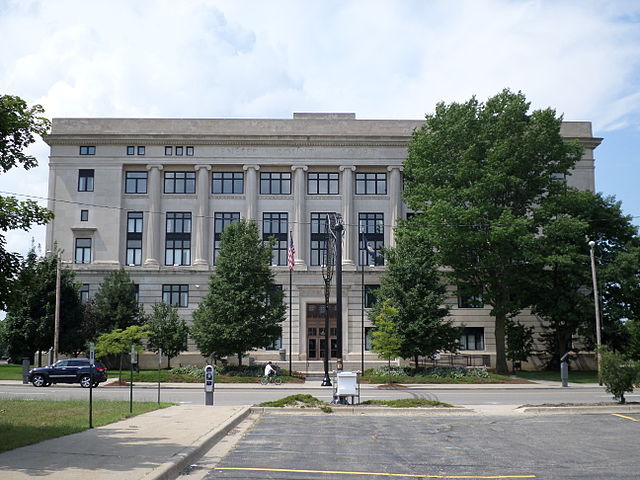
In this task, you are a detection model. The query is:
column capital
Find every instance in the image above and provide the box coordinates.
[194,164,212,172]
[146,164,164,171]
[387,165,404,172]
[243,164,261,171]
[339,165,356,172]
[291,165,308,172]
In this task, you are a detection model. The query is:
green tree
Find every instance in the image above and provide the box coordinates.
[370,228,460,368]
[86,268,143,335]
[192,220,285,365]
[146,302,189,369]
[371,301,403,384]
[403,89,583,374]
[0,248,84,362]
[600,348,640,404]
[95,325,149,382]
[505,319,535,373]
[0,95,53,309]
[626,319,640,361]
[529,191,638,367]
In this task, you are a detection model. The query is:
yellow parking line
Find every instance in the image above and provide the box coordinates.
[215,467,536,478]
[611,413,639,422]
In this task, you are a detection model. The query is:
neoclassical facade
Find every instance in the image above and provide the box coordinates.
[44,113,601,369]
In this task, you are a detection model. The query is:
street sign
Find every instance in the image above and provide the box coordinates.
[89,342,95,366]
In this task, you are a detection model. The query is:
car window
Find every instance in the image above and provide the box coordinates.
[68,360,86,366]
[55,360,69,367]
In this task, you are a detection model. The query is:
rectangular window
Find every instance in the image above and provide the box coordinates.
[265,335,283,350]
[165,212,191,265]
[356,172,387,195]
[79,146,96,155]
[134,284,139,303]
[126,212,143,266]
[260,172,291,195]
[308,172,339,195]
[359,213,384,266]
[74,238,91,264]
[364,285,379,308]
[164,146,172,156]
[365,327,374,351]
[137,146,145,155]
[80,210,88,222]
[458,292,483,308]
[127,146,135,155]
[263,212,288,266]
[186,146,194,156]
[310,212,334,266]
[164,171,196,194]
[125,171,148,194]
[212,172,244,194]
[162,284,189,307]
[175,146,183,156]
[460,327,485,350]
[80,284,90,304]
[78,169,94,192]
[213,212,240,264]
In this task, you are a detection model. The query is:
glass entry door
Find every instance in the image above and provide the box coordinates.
[306,303,337,360]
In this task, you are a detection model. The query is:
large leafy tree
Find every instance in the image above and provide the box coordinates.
[529,191,638,367]
[146,302,189,369]
[85,268,143,335]
[95,325,149,382]
[0,248,84,362]
[404,89,583,374]
[370,228,460,368]
[191,220,285,365]
[0,95,53,309]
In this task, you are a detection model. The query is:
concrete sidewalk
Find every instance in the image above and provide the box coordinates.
[0,404,251,480]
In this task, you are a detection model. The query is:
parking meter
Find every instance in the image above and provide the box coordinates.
[204,365,215,405]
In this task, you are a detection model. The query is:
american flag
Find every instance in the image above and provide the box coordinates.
[287,232,295,271]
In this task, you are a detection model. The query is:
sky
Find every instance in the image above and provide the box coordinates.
[1,0,639,259]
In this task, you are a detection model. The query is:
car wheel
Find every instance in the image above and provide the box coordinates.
[80,375,92,388]
[31,374,46,387]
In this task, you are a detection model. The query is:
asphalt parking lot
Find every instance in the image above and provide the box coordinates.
[203,412,639,479]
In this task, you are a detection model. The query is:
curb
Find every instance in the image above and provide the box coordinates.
[519,405,640,415]
[144,406,252,480]
[250,406,474,415]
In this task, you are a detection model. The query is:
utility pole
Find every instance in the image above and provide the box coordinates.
[53,252,61,362]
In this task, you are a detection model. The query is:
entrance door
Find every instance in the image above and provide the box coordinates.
[306,303,338,360]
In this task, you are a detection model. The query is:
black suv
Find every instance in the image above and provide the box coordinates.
[29,358,108,388]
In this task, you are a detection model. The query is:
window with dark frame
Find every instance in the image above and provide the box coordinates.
[162,284,189,307]
[355,172,387,195]
[125,171,148,194]
[458,292,484,308]
[165,146,172,156]
[260,172,291,195]
[364,284,379,308]
[79,146,96,155]
[365,327,374,351]
[359,212,384,266]
[80,210,88,222]
[127,146,135,155]
[307,172,339,195]
[165,212,191,266]
[262,212,288,266]
[126,212,143,266]
[213,212,240,264]
[175,146,184,156]
[79,284,90,304]
[310,212,333,266]
[164,171,196,194]
[78,169,94,192]
[212,172,244,194]
[460,327,485,350]
[186,146,194,156]
[134,284,139,303]
[137,146,145,156]
[74,238,91,264]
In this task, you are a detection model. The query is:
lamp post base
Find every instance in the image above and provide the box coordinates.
[321,374,332,386]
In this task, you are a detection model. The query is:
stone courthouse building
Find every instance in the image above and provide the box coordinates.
[44,113,601,370]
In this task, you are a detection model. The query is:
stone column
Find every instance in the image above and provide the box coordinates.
[387,165,404,248]
[193,165,211,267]
[340,165,356,267]
[243,165,260,220]
[144,165,163,267]
[291,165,308,269]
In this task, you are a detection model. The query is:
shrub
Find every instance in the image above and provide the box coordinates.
[600,349,640,404]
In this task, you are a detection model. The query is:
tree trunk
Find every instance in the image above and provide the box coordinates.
[495,313,509,375]
[237,353,243,367]
[167,356,171,370]
[414,354,419,371]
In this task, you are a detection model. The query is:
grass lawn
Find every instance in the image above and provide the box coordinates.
[108,369,304,384]
[0,363,29,380]
[0,399,173,453]
[516,370,598,383]
[361,372,523,384]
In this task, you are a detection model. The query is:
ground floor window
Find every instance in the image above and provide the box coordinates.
[162,284,189,307]
[365,326,373,351]
[460,327,484,350]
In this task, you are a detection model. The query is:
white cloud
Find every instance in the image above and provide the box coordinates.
[1,0,639,258]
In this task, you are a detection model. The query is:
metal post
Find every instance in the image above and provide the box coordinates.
[89,342,95,428]
[560,352,569,388]
[53,253,61,362]
[158,348,162,404]
[361,258,365,374]
[289,268,293,375]
[588,240,602,385]
[334,220,343,372]
[204,365,214,405]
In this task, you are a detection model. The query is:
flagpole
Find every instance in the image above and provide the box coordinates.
[288,231,295,375]
[289,267,292,375]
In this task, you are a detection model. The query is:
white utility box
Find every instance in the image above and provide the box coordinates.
[336,371,359,396]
